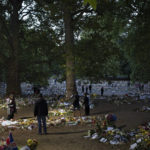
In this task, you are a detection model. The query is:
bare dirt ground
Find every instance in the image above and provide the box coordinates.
[1,99,150,150]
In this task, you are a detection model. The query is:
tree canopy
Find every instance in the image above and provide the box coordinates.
[0,0,150,96]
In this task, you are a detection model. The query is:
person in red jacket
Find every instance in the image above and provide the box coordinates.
[34,94,48,135]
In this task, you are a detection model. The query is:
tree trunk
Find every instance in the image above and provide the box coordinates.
[63,5,77,100]
[6,0,22,95]
[6,59,21,95]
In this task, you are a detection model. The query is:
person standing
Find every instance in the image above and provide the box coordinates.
[73,93,81,117]
[33,86,40,95]
[73,93,80,111]
[83,93,90,116]
[34,94,48,135]
[127,81,130,87]
[86,86,88,94]
[6,94,17,120]
[89,84,92,93]
[101,87,104,96]
[82,85,84,93]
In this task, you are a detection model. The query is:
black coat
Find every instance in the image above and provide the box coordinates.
[73,95,80,108]
[83,96,89,107]
[34,98,48,117]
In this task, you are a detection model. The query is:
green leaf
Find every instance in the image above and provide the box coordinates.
[84,0,97,10]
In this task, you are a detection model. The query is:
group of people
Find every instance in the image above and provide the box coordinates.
[82,84,104,96]
[5,89,94,135]
[81,84,92,94]
[6,92,90,135]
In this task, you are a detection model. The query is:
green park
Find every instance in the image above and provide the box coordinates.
[0,0,150,150]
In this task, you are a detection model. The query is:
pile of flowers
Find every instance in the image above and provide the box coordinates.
[90,93,97,99]
[129,123,150,150]
[84,114,150,149]
[0,96,96,133]
[84,114,128,145]
[0,113,95,134]
[49,108,72,117]
[0,97,36,111]
[0,132,38,150]
[0,118,37,134]
[135,106,150,112]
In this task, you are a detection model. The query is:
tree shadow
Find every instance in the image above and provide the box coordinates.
[46,130,87,135]
[117,124,127,130]
[20,116,33,119]
[91,110,114,115]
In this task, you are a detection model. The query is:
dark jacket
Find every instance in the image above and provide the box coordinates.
[83,96,89,107]
[73,94,80,108]
[34,98,48,117]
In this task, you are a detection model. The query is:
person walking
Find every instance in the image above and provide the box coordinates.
[6,94,17,120]
[34,94,48,135]
[83,93,90,116]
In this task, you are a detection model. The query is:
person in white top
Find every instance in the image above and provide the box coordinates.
[6,94,16,120]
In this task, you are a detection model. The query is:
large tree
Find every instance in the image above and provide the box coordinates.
[35,0,94,99]
[0,0,59,95]
[0,0,24,95]
[74,12,121,81]
[121,0,150,82]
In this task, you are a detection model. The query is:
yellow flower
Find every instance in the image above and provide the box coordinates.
[144,131,149,135]
[135,134,140,138]
[145,138,148,142]
[27,139,33,146]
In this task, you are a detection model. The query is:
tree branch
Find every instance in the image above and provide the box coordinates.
[73,7,94,22]
[19,2,33,15]
[20,10,34,20]
[72,4,92,16]
[20,9,45,20]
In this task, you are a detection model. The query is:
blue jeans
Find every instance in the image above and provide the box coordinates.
[37,116,47,134]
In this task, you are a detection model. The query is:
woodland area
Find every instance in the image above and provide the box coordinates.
[0,0,150,97]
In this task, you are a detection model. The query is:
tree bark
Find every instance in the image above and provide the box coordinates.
[6,59,21,95]
[63,4,77,100]
[6,0,23,95]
